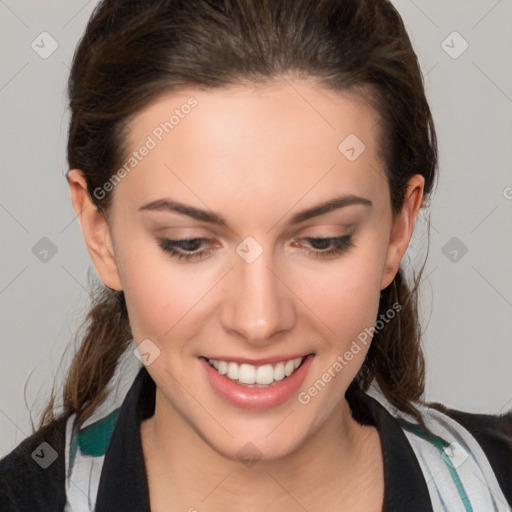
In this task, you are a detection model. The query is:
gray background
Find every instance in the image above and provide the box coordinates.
[1,0,511,457]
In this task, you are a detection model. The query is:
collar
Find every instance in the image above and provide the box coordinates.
[94,367,433,512]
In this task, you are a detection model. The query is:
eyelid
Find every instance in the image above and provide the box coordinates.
[156,225,355,249]
[284,221,354,237]
[151,225,216,237]
[157,232,356,264]
[303,222,354,232]
[290,225,355,241]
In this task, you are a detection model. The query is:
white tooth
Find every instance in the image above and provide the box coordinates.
[256,364,274,385]
[273,362,285,381]
[238,363,256,384]
[227,362,239,380]
[213,357,303,383]
[284,360,295,377]
[209,359,214,365]
[217,360,227,375]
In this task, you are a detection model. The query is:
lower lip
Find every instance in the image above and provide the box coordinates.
[199,354,314,410]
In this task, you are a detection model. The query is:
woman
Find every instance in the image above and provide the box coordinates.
[1,0,511,511]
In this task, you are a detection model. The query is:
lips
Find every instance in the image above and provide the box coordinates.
[199,353,315,410]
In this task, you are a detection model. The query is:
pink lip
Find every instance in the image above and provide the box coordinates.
[199,354,315,410]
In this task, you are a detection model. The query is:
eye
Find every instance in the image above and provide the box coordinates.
[300,235,355,259]
[158,237,213,262]
[157,235,355,263]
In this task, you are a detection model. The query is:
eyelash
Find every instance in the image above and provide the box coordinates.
[157,235,355,262]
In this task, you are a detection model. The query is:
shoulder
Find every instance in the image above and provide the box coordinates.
[0,416,68,511]
[427,401,512,505]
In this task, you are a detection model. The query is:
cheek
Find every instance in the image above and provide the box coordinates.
[304,280,380,362]
[117,243,214,342]
[296,242,386,339]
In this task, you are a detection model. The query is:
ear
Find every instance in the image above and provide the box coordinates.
[67,169,123,291]
[380,174,425,290]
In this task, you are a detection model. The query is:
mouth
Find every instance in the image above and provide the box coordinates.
[198,353,315,409]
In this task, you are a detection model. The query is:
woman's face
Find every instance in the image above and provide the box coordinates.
[72,78,423,461]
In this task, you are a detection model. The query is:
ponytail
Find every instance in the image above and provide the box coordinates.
[38,271,132,431]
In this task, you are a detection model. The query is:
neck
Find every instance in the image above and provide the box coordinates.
[140,388,384,511]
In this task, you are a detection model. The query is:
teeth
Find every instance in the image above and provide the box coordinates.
[284,360,295,376]
[227,362,239,380]
[217,360,228,375]
[208,356,304,385]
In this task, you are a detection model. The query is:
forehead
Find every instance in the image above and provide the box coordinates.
[126,78,381,154]
[115,79,388,216]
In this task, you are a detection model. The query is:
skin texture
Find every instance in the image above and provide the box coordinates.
[68,77,424,511]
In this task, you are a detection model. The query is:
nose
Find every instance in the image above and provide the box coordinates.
[220,245,296,347]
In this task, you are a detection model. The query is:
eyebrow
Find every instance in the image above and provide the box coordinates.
[138,194,373,226]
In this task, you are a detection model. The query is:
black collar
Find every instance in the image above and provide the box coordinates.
[95,367,433,512]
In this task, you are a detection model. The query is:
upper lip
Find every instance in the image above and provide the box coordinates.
[200,353,313,366]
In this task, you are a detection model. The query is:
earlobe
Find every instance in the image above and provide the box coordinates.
[380,174,425,290]
[67,169,123,292]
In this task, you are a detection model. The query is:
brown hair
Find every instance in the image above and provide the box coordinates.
[39,0,438,431]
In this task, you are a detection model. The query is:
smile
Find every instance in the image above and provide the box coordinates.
[207,356,304,387]
[199,354,315,409]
